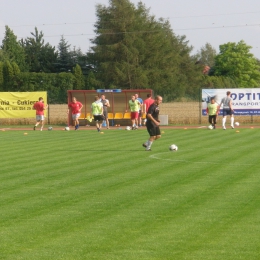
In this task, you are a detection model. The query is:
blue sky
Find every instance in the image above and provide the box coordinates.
[1,0,260,58]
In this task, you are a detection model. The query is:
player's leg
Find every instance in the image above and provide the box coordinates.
[138,111,142,127]
[34,116,41,130]
[131,112,138,129]
[213,115,217,129]
[144,125,159,150]
[135,115,138,129]
[131,118,135,129]
[75,114,80,130]
[230,114,234,128]
[71,114,77,130]
[222,110,227,130]
[98,117,103,130]
[40,117,45,131]
[94,116,100,131]
[106,117,109,129]
[104,111,109,129]
[95,121,99,131]
[146,136,156,151]
[209,115,212,125]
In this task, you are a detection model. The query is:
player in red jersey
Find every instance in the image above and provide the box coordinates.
[33,97,48,131]
[67,97,83,130]
[143,94,154,125]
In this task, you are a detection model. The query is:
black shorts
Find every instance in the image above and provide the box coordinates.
[146,122,161,136]
[223,108,234,116]
[94,115,104,122]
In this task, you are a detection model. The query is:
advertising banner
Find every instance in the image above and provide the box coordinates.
[202,89,260,116]
[0,92,47,118]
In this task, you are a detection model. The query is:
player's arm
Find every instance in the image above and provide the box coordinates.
[106,99,110,107]
[79,103,83,112]
[229,100,234,111]
[147,113,159,126]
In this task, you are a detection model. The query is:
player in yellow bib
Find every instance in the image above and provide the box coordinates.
[206,97,219,129]
[126,95,141,130]
[91,96,104,132]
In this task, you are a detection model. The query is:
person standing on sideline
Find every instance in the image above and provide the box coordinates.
[33,97,48,131]
[135,93,143,127]
[126,95,141,130]
[219,91,234,130]
[67,97,83,130]
[91,96,104,132]
[143,93,154,113]
[142,95,163,151]
[143,93,154,125]
[100,94,110,129]
[206,97,218,129]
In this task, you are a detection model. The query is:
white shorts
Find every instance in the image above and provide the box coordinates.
[72,113,81,120]
[36,115,44,121]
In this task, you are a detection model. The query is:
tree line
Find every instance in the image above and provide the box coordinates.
[1,0,260,103]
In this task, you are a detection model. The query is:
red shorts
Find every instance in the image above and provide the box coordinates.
[131,112,139,120]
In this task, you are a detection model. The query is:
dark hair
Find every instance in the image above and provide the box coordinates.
[147,94,151,98]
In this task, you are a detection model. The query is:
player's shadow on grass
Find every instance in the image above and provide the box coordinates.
[67,149,142,152]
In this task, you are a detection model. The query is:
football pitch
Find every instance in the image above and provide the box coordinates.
[0,127,260,260]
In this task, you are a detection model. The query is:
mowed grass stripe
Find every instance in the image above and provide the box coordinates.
[0,128,260,260]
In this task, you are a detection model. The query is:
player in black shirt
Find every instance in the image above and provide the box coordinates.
[142,95,163,151]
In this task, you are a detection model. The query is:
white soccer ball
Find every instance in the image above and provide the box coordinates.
[48,126,53,131]
[169,144,178,151]
[208,125,213,130]
[125,126,131,130]
[235,122,239,126]
[65,126,70,131]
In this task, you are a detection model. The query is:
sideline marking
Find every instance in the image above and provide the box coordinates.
[149,152,254,166]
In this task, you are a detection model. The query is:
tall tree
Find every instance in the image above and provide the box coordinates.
[1,26,28,71]
[90,0,201,100]
[55,36,74,72]
[73,64,85,89]
[0,61,4,90]
[213,40,260,87]
[22,27,58,73]
[3,60,14,90]
[197,43,217,67]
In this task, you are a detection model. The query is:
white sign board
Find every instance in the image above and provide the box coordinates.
[202,89,260,116]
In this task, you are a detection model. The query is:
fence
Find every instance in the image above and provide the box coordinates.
[1,103,260,125]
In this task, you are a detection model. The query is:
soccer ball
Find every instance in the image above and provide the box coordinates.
[48,126,53,131]
[235,122,239,126]
[169,144,178,151]
[208,125,213,130]
[65,126,70,131]
[125,126,131,130]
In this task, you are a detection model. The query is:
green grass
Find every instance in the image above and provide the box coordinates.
[0,127,260,260]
